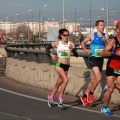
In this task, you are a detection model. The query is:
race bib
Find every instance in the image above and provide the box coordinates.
[114,69,120,74]
[95,49,103,57]
[58,50,70,58]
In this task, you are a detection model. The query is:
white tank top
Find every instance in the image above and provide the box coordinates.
[57,41,71,58]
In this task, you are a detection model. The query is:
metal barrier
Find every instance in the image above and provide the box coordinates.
[5,44,90,68]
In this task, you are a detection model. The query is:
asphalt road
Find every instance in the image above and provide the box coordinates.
[0,76,120,120]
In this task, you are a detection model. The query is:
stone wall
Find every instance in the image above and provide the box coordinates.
[5,58,120,104]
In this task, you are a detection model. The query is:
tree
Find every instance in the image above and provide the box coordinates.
[16,24,33,40]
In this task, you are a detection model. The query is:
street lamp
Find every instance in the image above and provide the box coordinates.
[101,7,108,34]
[52,18,54,21]
[48,18,50,26]
[5,17,8,37]
[32,13,34,43]
[101,1,118,35]
[16,14,18,23]
[107,0,109,35]
[63,0,65,28]
[6,17,8,22]
[38,11,41,41]
[16,14,18,40]
[28,10,31,40]
[97,16,100,19]
[43,5,47,40]
[80,18,82,28]
[44,5,47,20]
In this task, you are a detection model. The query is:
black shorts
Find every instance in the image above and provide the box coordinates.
[55,62,70,71]
[88,57,104,72]
[106,59,120,76]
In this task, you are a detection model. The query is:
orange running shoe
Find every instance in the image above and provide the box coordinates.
[87,93,94,104]
[80,96,88,106]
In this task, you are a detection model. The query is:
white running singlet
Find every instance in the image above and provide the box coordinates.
[57,41,71,58]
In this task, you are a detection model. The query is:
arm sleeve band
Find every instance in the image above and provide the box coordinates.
[72,48,78,57]
[45,44,53,54]
[111,50,116,56]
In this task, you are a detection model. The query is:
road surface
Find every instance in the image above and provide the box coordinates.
[0,76,120,120]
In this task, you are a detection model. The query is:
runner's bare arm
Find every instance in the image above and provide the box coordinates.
[48,41,58,61]
[69,41,75,50]
[81,34,93,55]
[45,41,57,56]
[101,38,116,56]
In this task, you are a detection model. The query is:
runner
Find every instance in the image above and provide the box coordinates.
[80,20,108,106]
[45,28,78,107]
[101,20,120,115]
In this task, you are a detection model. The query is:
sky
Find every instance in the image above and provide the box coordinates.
[0,0,120,26]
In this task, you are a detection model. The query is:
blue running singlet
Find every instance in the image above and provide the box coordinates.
[90,32,105,57]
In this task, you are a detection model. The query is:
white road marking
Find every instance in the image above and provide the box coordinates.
[0,87,120,118]
[0,111,32,120]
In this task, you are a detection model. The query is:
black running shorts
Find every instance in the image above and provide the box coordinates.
[55,62,70,71]
[106,59,120,76]
[88,57,104,72]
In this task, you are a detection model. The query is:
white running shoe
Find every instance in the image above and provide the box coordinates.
[47,95,53,107]
[58,99,63,107]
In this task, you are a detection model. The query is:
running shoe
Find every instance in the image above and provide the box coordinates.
[47,95,53,107]
[87,93,94,104]
[101,105,113,115]
[80,96,88,106]
[58,99,63,107]
[103,85,108,93]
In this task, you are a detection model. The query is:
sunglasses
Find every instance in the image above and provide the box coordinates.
[62,34,69,37]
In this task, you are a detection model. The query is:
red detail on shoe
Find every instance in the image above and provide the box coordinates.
[80,96,88,106]
[87,93,94,104]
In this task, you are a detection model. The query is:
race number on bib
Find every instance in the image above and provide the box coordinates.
[95,49,103,57]
[58,50,70,58]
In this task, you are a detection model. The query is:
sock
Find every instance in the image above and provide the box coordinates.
[103,105,108,108]
[89,91,93,95]
[83,94,87,98]
[50,93,54,99]
[59,93,63,100]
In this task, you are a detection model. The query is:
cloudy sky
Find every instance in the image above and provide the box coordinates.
[0,0,120,26]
